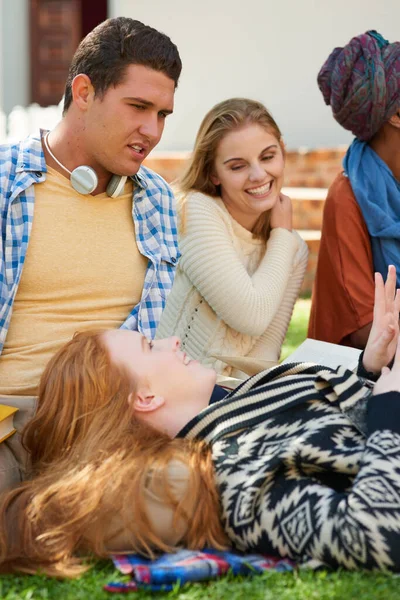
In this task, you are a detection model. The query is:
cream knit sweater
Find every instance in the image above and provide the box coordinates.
[156,192,308,377]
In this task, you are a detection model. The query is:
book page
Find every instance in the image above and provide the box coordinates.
[0,404,18,444]
[282,338,361,371]
[0,416,16,444]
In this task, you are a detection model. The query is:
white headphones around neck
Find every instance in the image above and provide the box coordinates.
[43,133,127,197]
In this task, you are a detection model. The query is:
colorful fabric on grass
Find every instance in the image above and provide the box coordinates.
[104,549,294,593]
[318,30,400,141]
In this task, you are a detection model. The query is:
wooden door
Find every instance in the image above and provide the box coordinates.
[30,0,108,107]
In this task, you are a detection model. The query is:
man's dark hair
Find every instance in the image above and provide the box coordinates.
[63,17,182,114]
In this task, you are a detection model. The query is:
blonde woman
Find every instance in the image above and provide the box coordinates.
[156,98,308,376]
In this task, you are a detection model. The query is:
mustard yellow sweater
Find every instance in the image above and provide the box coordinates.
[156,192,308,376]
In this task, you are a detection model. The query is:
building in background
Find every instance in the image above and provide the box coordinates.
[30,0,107,107]
[0,0,398,150]
[109,0,400,151]
[1,0,396,294]
[0,0,106,114]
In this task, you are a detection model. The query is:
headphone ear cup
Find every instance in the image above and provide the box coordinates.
[107,175,128,198]
[70,166,98,195]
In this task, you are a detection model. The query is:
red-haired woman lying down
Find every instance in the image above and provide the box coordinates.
[1,268,400,577]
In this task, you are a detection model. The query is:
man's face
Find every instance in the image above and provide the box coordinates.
[84,64,175,177]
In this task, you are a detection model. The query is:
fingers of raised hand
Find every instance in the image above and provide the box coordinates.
[395,289,400,317]
[385,265,397,312]
[374,272,385,318]
[373,267,400,320]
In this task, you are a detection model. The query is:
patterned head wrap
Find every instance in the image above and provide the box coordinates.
[318,31,400,141]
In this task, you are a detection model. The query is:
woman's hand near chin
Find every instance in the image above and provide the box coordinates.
[270,192,292,231]
[363,265,400,375]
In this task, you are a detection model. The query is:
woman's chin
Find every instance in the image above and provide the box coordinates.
[250,195,279,215]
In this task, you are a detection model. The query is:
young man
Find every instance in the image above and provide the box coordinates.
[0,17,182,398]
[309,30,400,348]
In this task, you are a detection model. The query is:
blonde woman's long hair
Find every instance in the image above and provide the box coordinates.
[0,331,227,577]
[178,97,284,241]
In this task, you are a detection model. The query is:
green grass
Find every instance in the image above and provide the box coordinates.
[4,300,400,598]
[2,564,400,600]
[281,298,311,360]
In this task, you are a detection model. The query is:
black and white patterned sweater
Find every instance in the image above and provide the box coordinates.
[178,362,400,570]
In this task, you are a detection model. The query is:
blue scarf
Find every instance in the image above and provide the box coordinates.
[343,139,400,286]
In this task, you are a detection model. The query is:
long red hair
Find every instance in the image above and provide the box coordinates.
[0,331,227,577]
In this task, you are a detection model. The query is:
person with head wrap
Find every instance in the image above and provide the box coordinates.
[309,30,400,349]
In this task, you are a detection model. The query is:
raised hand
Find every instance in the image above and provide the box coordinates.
[270,192,292,231]
[363,265,400,374]
[373,336,400,395]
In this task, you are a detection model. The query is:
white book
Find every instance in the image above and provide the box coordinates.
[282,338,361,371]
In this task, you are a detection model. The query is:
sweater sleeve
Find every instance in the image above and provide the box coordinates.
[179,194,299,336]
[245,234,308,361]
[252,393,400,569]
[308,174,374,344]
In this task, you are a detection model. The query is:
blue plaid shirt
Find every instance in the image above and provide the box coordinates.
[0,133,180,355]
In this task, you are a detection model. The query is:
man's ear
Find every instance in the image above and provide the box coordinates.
[388,112,400,130]
[128,389,165,413]
[71,74,94,111]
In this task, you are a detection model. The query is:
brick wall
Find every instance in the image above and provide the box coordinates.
[283,147,346,188]
[144,147,347,188]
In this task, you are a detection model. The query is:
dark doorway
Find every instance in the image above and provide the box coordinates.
[30,0,108,106]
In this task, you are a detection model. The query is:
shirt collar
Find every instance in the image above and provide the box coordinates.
[16,132,47,174]
[209,384,229,404]
[131,168,148,189]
